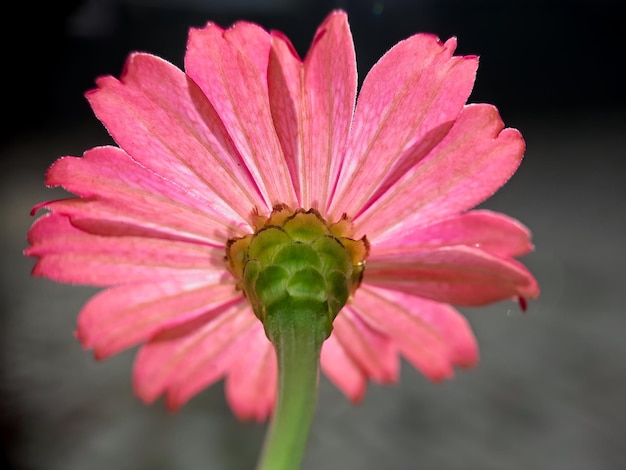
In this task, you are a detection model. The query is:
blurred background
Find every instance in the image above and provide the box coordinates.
[1,0,624,469]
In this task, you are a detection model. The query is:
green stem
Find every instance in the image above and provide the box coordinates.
[255,304,328,470]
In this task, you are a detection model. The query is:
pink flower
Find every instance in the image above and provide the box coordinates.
[26,11,539,420]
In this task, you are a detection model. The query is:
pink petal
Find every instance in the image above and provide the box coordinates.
[360,286,479,367]
[349,286,455,381]
[87,53,264,221]
[26,213,225,286]
[267,32,304,200]
[133,299,257,408]
[330,34,478,219]
[355,103,525,240]
[320,334,367,403]
[301,12,356,211]
[221,22,273,79]
[373,210,534,258]
[332,307,399,383]
[43,147,249,245]
[365,245,540,306]
[38,199,240,248]
[225,323,277,421]
[77,279,242,360]
[185,22,297,207]
[269,11,356,210]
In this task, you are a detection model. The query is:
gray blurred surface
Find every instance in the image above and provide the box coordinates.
[2,2,625,469]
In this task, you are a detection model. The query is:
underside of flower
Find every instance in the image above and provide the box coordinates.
[23,10,541,429]
[226,204,369,340]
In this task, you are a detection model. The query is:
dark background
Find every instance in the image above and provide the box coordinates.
[2,1,624,469]
[3,0,624,145]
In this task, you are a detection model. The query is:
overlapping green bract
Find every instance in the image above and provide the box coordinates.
[227,207,367,340]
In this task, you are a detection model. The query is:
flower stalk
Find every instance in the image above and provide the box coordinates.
[256,303,327,470]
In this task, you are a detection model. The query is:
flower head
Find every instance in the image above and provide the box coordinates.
[26,10,539,420]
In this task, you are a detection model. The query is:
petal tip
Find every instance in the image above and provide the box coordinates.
[165,393,184,413]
